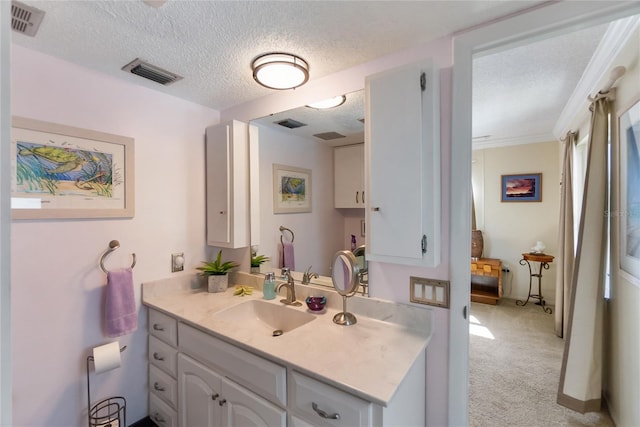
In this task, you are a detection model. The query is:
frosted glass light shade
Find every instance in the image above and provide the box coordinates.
[306,95,346,109]
[252,53,309,90]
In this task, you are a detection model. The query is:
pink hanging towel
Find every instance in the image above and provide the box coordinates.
[105,267,138,337]
[281,242,296,271]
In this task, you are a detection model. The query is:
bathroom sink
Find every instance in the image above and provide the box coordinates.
[213,299,316,335]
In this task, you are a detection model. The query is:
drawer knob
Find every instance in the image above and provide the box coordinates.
[153,382,165,392]
[153,352,165,361]
[153,324,165,331]
[212,393,219,401]
[152,412,166,424]
[312,402,340,420]
[219,398,227,407]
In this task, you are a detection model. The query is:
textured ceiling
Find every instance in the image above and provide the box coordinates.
[472,23,608,144]
[11,1,621,147]
[13,0,545,111]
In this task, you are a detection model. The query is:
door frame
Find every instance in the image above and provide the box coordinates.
[448,2,640,425]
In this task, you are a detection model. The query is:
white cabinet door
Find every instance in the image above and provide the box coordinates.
[206,120,250,248]
[221,377,286,427]
[365,59,440,267]
[334,143,365,208]
[178,354,223,427]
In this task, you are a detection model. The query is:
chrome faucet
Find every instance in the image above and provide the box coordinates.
[277,274,302,306]
[302,266,319,285]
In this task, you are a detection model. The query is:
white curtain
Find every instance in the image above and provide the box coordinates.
[557,92,612,413]
[555,131,577,338]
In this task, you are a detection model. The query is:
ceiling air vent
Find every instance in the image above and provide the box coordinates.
[121,58,183,86]
[11,1,45,37]
[314,132,346,141]
[275,119,307,129]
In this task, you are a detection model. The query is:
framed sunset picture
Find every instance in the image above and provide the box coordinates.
[501,173,542,202]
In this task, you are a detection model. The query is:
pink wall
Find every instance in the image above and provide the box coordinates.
[11,33,455,425]
[11,46,219,426]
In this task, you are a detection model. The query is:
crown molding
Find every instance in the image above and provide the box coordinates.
[472,132,555,150]
[553,15,640,139]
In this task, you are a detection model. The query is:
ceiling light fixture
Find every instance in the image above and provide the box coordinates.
[306,95,347,110]
[252,53,309,90]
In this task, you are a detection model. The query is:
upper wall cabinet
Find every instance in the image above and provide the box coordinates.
[365,59,441,267]
[334,143,365,208]
[206,120,250,248]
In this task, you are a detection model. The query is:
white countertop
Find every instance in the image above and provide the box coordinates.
[142,273,433,406]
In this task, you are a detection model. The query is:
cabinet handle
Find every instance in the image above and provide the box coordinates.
[152,413,166,424]
[153,352,165,361]
[362,191,365,204]
[153,382,165,392]
[219,211,226,214]
[356,191,359,204]
[371,207,380,212]
[312,402,340,420]
[219,398,227,407]
[152,324,164,331]
[212,393,219,400]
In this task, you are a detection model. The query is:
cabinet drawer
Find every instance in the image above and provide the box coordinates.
[149,309,178,347]
[149,335,177,377]
[149,393,177,427]
[149,364,177,408]
[290,371,372,427]
[179,322,286,407]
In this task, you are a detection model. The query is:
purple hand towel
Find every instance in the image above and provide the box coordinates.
[105,267,137,337]
[281,242,295,271]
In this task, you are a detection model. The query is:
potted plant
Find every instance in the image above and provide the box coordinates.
[250,254,270,274]
[197,250,239,293]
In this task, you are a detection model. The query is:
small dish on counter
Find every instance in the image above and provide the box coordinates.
[305,296,327,313]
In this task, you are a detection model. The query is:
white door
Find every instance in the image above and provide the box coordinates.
[449,2,640,425]
[221,377,286,427]
[206,123,231,245]
[178,354,222,427]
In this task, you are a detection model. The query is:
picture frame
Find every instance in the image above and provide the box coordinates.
[501,173,542,202]
[618,96,640,283]
[272,164,312,214]
[11,116,135,220]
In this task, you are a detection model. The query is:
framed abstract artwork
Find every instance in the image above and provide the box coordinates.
[11,117,134,219]
[618,96,640,282]
[272,164,311,214]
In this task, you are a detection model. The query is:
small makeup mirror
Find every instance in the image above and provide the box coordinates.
[331,250,360,326]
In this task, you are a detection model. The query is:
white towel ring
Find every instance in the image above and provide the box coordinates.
[100,240,136,273]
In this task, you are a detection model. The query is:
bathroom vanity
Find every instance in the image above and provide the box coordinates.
[143,274,432,426]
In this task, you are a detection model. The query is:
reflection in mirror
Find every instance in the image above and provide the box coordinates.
[353,244,368,295]
[331,250,359,326]
[249,90,367,294]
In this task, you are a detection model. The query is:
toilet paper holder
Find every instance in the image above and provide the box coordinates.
[86,345,127,427]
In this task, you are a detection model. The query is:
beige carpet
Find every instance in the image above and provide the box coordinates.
[469,300,614,427]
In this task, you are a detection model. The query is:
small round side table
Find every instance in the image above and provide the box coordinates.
[517,252,554,314]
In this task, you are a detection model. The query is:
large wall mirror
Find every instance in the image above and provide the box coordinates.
[249,90,368,293]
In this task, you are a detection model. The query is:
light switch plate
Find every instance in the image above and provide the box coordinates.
[410,276,450,308]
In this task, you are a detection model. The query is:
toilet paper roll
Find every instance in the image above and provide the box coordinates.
[92,341,121,374]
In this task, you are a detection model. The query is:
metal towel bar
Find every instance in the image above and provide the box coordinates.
[99,240,136,273]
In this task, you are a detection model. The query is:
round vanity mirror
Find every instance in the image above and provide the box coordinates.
[331,250,359,296]
[331,250,359,326]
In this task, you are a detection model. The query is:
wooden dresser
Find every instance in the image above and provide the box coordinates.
[470,258,503,305]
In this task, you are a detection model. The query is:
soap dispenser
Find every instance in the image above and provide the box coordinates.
[263,272,276,300]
